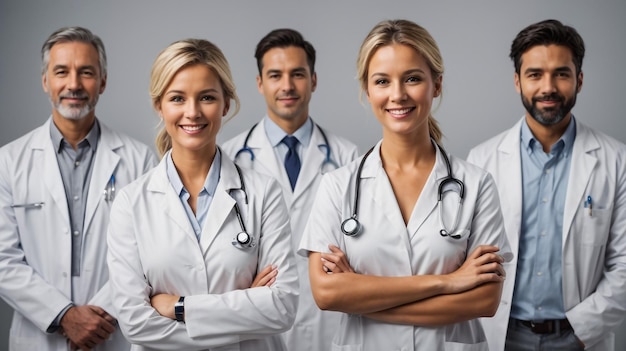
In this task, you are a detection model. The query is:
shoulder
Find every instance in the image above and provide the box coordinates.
[316,126,358,152]
[0,124,47,166]
[100,122,153,156]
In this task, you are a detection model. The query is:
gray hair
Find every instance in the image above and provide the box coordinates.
[41,26,107,77]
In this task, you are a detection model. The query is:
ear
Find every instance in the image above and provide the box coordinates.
[311,72,317,92]
[42,73,49,93]
[576,71,583,93]
[433,75,442,98]
[256,75,263,94]
[514,72,521,94]
[99,74,107,94]
[155,101,163,118]
[223,100,230,117]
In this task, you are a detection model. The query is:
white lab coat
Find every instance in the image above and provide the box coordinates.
[467,118,626,351]
[106,150,299,351]
[221,118,358,351]
[0,118,157,351]
[298,141,511,351]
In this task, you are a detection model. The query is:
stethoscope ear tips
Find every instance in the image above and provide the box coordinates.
[341,217,362,237]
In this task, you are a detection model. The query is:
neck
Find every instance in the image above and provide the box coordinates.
[52,112,96,149]
[170,145,216,185]
[380,130,435,170]
[525,114,571,153]
[268,112,308,135]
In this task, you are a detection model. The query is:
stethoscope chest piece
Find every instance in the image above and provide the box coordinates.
[232,231,255,249]
[341,216,362,237]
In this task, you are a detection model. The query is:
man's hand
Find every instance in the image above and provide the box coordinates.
[60,305,116,351]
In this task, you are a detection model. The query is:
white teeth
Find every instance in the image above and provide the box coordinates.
[181,125,204,131]
[388,108,412,115]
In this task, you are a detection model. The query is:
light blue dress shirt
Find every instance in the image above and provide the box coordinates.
[510,116,576,321]
[264,115,313,163]
[166,149,221,240]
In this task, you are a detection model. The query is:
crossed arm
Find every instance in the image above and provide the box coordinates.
[309,244,505,326]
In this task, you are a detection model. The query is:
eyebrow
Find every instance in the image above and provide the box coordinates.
[51,64,97,71]
[265,67,308,75]
[523,66,573,74]
[370,68,427,78]
[164,88,220,95]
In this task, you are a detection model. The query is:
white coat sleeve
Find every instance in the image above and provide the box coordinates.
[466,171,512,259]
[107,179,298,350]
[183,177,299,339]
[566,152,626,348]
[0,152,72,333]
[88,150,157,318]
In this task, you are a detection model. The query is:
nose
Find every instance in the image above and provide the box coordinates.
[390,82,407,102]
[539,75,557,95]
[280,75,294,92]
[67,71,82,91]
[185,101,201,119]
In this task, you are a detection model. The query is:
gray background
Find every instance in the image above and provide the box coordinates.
[1,0,625,349]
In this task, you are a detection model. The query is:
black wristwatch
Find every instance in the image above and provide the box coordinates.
[174,296,185,322]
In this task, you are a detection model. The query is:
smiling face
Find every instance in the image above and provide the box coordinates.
[257,46,317,132]
[42,41,106,123]
[157,64,229,156]
[366,44,441,139]
[515,44,582,128]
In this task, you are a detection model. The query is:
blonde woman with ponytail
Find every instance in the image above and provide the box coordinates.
[107,39,298,351]
[298,19,512,350]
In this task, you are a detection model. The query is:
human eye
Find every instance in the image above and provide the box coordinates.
[200,95,217,102]
[374,78,388,85]
[406,75,422,83]
[81,70,95,77]
[169,95,184,103]
[54,69,67,76]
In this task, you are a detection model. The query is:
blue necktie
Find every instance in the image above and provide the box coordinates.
[282,136,301,191]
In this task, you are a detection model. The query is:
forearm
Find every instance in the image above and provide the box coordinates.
[365,281,503,326]
[309,253,447,314]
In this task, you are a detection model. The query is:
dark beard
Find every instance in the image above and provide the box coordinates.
[521,92,576,126]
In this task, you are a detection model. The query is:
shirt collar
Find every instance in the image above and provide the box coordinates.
[49,118,100,153]
[520,115,577,156]
[263,115,313,147]
[166,149,222,197]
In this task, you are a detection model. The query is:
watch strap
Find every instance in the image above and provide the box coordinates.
[174,296,185,322]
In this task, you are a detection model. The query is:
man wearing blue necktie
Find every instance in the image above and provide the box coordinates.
[222,28,358,351]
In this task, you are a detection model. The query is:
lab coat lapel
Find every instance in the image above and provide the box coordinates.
[199,155,238,255]
[292,127,325,200]
[147,157,197,242]
[83,122,120,233]
[36,120,70,225]
[365,144,409,244]
[248,119,293,203]
[496,120,524,253]
[562,123,598,246]
[406,148,441,239]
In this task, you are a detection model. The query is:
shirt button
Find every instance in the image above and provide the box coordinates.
[542,198,548,203]
[537,272,543,276]
[545,169,551,174]
[537,306,543,311]
[75,161,80,167]
[73,195,79,201]
[541,231,547,236]
[73,230,80,236]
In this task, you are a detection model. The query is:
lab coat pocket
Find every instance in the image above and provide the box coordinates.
[331,314,363,351]
[444,320,488,351]
[579,208,611,246]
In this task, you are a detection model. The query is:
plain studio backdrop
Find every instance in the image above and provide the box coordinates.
[1,0,625,349]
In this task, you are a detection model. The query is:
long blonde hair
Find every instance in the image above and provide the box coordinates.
[150,39,240,157]
[356,19,443,143]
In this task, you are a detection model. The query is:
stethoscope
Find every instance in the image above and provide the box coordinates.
[341,142,466,239]
[230,163,255,249]
[234,121,339,173]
